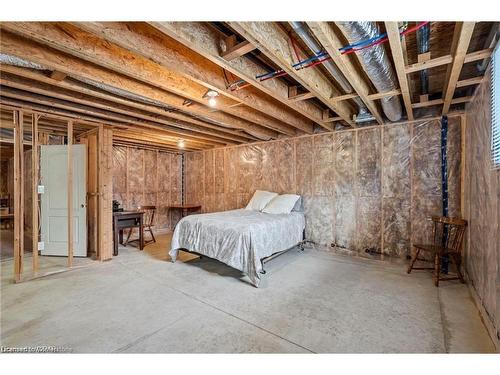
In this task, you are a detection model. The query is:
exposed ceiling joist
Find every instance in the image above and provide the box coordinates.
[307,22,384,125]
[442,22,476,114]
[385,22,414,121]
[0,73,249,144]
[220,35,256,60]
[0,87,233,147]
[148,21,326,130]
[72,22,305,135]
[49,70,67,81]
[0,65,257,142]
[0,29,278,141]
[228,22,356,129]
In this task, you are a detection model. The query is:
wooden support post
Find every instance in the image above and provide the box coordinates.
[13,110,24,282]
[67,120,73,267]
[32,114,40,273]
[385,22,414,121]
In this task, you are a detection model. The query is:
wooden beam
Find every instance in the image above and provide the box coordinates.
[0,65,257,142]
[330,93,359,103]
[67,120,73,267]
[221,37,256,60]
[456,76,483,88]
[228,22,355,129]
[66,22,300,135]
[385,22,414,121]
[411,96,472,109]
[97,125,113,261]
[13,110,24,282]
[31,114,39,273]
[368,89,401,101]
[442,22,476,115]
[463,48,493,64]
[0,81,241,145]
[0,26,278,140]
[148,22,326,129]
[309,22,384,125]
[49,70,67,81]
[405,55,453,73]
[404,48,492,74]
[289,91,315,102]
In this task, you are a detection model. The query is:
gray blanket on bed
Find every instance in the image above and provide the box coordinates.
[169,209,305,287]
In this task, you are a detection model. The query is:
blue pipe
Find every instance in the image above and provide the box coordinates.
[291,51,329,68]
[339,32,387,51]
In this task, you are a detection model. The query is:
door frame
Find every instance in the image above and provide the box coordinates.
[10,108,113,283]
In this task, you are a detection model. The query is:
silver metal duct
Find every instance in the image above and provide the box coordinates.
[289,22,374,123]
[0,53,45,70]
[336,22,402,122]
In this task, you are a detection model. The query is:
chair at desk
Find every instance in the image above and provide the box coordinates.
[125,205,156,246]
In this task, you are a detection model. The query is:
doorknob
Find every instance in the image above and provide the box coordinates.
[81,203,86,208]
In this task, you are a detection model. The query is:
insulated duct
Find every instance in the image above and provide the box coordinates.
[289,22,374,123]
[0,53,45,70]
[336,22,402,122]
[417,23,430,95]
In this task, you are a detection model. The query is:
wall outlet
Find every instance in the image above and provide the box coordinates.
[37,241,44,251]
[37,185,45,194]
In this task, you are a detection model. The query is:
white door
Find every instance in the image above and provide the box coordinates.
[40,145,87,257]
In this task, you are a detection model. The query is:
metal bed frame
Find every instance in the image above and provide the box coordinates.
[259,228,306,274]
[177,228,307,276]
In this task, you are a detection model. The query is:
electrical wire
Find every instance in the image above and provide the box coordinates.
[253,21,428,81]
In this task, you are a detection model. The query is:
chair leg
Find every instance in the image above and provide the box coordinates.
[452,253,465,283]
[124,228,133,246]
[434,253,440,287]
[407,248,421,274]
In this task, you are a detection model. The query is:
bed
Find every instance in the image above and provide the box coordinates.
[169,208,306,287]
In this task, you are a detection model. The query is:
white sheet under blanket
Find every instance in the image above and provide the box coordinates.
[169,209,305,287]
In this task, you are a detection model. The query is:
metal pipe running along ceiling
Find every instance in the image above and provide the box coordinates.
[289,22,375,124]
[336,22,403,122]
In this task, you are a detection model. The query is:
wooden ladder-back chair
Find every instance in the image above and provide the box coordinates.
[125,205,156,246]
[407,216,467,287]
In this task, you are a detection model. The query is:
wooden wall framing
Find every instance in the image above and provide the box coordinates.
[8,108,113,282]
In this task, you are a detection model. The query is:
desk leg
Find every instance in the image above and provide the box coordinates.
[139,216,144,250]
[119,229,123,245]
[113,217,119,256]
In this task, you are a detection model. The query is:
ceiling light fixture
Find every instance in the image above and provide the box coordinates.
[203,89,219,107]
[177,139,185,149]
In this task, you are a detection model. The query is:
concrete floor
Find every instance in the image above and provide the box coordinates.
[0,233,495,353]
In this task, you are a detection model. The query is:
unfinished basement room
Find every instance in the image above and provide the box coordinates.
[1,1,500,371]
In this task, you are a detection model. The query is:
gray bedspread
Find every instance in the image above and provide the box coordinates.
[169,209,305,287]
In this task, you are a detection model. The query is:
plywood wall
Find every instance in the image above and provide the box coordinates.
[184,118,462,259]
[112,146,183,232]
[464,65,500,348]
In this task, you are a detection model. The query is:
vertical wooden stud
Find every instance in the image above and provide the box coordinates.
[32,114,40,273]
[67,120,74,267]
[13,110,24,282]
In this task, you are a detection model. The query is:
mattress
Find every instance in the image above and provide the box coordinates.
[170,209,305,287]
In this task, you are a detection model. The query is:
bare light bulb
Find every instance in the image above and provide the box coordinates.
[208,97,217,107]
[177,139,185,148]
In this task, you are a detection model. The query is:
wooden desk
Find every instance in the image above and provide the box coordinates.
[168,204,202,218]
[112,211,144,256]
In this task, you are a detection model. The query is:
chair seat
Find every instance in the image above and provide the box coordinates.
[413,243,457,255]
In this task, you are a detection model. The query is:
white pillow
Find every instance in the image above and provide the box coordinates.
[245,190,278,211]
[262,194,300,215]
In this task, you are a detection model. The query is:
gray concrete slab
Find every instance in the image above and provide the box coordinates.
[0,236,495,353]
